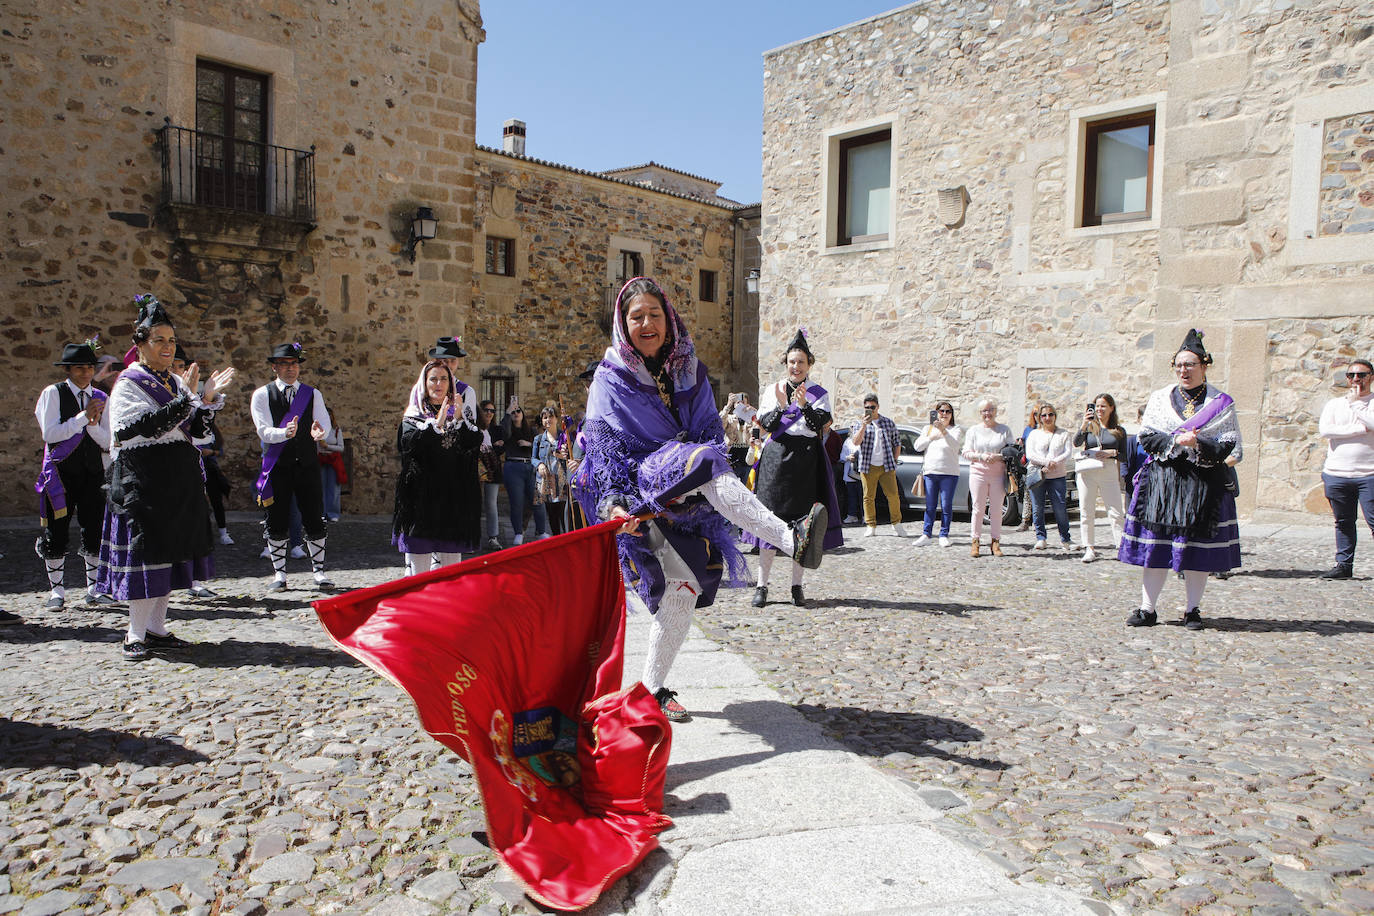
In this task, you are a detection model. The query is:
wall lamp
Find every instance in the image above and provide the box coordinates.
[745,267,760,295]
[403,206,439,262]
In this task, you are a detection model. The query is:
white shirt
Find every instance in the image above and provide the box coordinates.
[1025,428,1073,479]
[251,378,332,444]
[1320,393,1374,478]
[915,424,962,476]
[34,378,112,452]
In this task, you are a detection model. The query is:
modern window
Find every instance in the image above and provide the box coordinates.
[698,269,717,303]
[1082,111,1155,226]
[194,60,269,212]
[837,129,891,245]
[485,236,515,276]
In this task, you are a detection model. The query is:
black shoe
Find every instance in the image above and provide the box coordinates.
[792,503,828,570]
[1183,608,1203,631]
[43,596,64,610]
[122,639,149,662]
[83,593,121,607]
[0,609,22,624]
[791,585,806,607]
[1320,565,1353,580]
[145,630,189,651]
[1126,608,1157,627]
[751,586,767,608]
[653,687,689,722]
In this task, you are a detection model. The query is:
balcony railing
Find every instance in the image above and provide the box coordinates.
[158,119,315,224]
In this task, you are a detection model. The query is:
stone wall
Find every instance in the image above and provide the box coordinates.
[471,149,750,413]
[761,0,1374,516]
[1320,111,1374,236]
[1,0,483,516]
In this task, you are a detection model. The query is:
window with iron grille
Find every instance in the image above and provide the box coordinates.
[195,61,269,212]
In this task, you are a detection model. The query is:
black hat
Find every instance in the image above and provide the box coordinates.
[268,342,305,363]
[783,327,814,362]
[428,335,466,359]
[173,344,189,364]
[54,342,99,367]
[134,294,173,331]
[1176,328,1212,365]
[577,359,600,381]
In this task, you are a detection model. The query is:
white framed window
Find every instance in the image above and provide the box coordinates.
[1067,94,1165,236]
[823,116,898,252]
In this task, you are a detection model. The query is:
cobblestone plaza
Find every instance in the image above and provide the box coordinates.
[1,517,1371,914]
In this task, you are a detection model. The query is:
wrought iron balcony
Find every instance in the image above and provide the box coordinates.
[157,119,315,225]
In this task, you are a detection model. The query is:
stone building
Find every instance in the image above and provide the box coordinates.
[760,0,1374,518]
[2,0,484,516]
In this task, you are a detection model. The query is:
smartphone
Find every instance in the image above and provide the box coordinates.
[929,409,938,424]
[750,427,761,440]
[1086,402,1095,415]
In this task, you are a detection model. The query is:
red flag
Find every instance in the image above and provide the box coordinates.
[313,520,672,911]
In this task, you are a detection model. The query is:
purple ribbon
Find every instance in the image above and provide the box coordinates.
[34,389,107,519]
[255,384,315,507]
[1171,391,1234,435]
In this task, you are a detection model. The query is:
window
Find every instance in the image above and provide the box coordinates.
[485,236,515,276]
[837,129,891,245]
[195,61,269,212]
[619,250,643,281]
[481,369,517,412]
[1082,112,1155,226]
[698,269,717,303]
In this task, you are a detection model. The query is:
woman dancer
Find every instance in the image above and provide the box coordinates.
[100,295,234,660]
[392,360,483,575]
[747,329,843,608]
[577,278,827,721]
[1120,329,1242,630]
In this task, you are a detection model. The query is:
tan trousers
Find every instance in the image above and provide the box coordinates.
[861,467,902,526]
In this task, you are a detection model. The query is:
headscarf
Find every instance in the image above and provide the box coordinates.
[134,293,173,332]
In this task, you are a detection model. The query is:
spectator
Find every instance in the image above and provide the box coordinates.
[501,396,546,545]
[839,435,864,524]
[477,399,504,549]
[1073,393,1127,562]
[913,401,962,547]
[318,408,346,522]
[1317,357,1374,579]
[962,398,1015,557]
[534,406,568,537]
[850,393,907,538]
[719,391,755,481]
[1120,329,1242,631]
[1025,403,1073,550]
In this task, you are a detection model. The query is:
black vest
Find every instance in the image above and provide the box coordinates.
[53,383,104,478]
[267,383,316,464]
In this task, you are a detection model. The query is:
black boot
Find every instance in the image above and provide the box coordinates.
[751,586,768,608]
[791,585,806,607]
[1320,565,1353,580]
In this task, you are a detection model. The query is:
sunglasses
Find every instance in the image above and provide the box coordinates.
[937,409,953,414]
[1040,411,1056,417]
[481,407,495,413]
[1347,371,1371,379]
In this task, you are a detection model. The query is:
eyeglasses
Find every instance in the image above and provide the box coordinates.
[1347,371,1371,379]
[937,409,953,414]
[1174,362,1202,371]
[481,407,495,413]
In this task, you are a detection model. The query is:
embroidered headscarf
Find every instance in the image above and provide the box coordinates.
[603,277,698,391]
[405,359,457,421]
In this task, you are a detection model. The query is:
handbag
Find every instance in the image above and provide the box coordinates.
[911,475,925,498]
[1075,454,1105,472]
[1025,466,1044,491]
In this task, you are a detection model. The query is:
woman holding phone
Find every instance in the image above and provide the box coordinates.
[913,401,961,546]
[1073,394,1127,561]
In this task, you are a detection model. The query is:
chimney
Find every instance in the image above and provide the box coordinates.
[502,119,526,156]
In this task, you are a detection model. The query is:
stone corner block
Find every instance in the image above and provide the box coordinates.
[1160,250,1247,287]
[1167,186,1246,227]
[1168,118,1251,162]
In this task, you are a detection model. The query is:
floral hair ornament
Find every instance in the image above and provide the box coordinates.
[83,333,102,353]
[133,293,173,331]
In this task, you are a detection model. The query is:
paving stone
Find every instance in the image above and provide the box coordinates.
[16,891,82,916]
[248,852,315,885]
[111,859,218,892]
[406,871,463,903]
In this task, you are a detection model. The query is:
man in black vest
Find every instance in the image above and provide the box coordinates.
[34,339,115,609]
[250,342,333,591]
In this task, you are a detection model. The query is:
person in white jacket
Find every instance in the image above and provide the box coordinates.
[1024,403,1073,550]
[1318,357,1374,579]
[912,401,962,547]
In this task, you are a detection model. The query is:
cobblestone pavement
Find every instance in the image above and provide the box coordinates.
[699,520,1374,915]
[1,514,1371,915]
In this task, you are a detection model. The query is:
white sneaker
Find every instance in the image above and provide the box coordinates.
[892,523,908,538]
[1060,542,1074,553]
[864,527,877,538]
[842,515,859,524]
[939,536,951,548]
[1033,539,1047,550]
[289,546,307,559]
[1082,546,1098,563]
[513,534,524,545]
[913,534,930,546]
[537,533,552,540]
[219,529,234,545]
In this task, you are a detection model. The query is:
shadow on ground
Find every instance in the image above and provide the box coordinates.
[0,719,211,768]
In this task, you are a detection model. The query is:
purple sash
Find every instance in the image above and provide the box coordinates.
[34,387,107,519]
[1172,391,1233,434]
[747,382,826,487]
[256,384,314,507]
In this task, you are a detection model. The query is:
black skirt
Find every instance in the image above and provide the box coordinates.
[392,420,483,546]
[106,442,214,565]
[754,433,821,524]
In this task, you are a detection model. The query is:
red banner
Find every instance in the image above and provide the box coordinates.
[313,520,671,911]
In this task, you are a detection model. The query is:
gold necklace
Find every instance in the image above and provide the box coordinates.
[1180,386,1204,419]
[651,366,672,410]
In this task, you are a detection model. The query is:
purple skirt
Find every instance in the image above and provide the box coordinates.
[1117,487,1241,573]
[98,510,214,601]
[392,532,468,555]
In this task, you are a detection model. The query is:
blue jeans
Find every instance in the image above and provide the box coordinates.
[1030,476,1070,543]
[320,466,341,519]
[844,478,863,519]
[1323,471,1374,568]
[922,474,958,537]
[502,460,547,538]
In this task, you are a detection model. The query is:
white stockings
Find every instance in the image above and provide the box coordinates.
[642,579,697,695]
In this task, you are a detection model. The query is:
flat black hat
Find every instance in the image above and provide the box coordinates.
[268,342,305,363]
[174,344,190,364]
[54,342,99,366]
[784,327,814,361]
[428,335,467,359]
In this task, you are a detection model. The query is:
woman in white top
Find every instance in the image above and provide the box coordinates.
[1025,403,1073,549]
[913,400,962,546]
[961,398,1015,557]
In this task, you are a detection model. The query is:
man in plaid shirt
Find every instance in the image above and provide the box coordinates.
[849,393,907,537]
